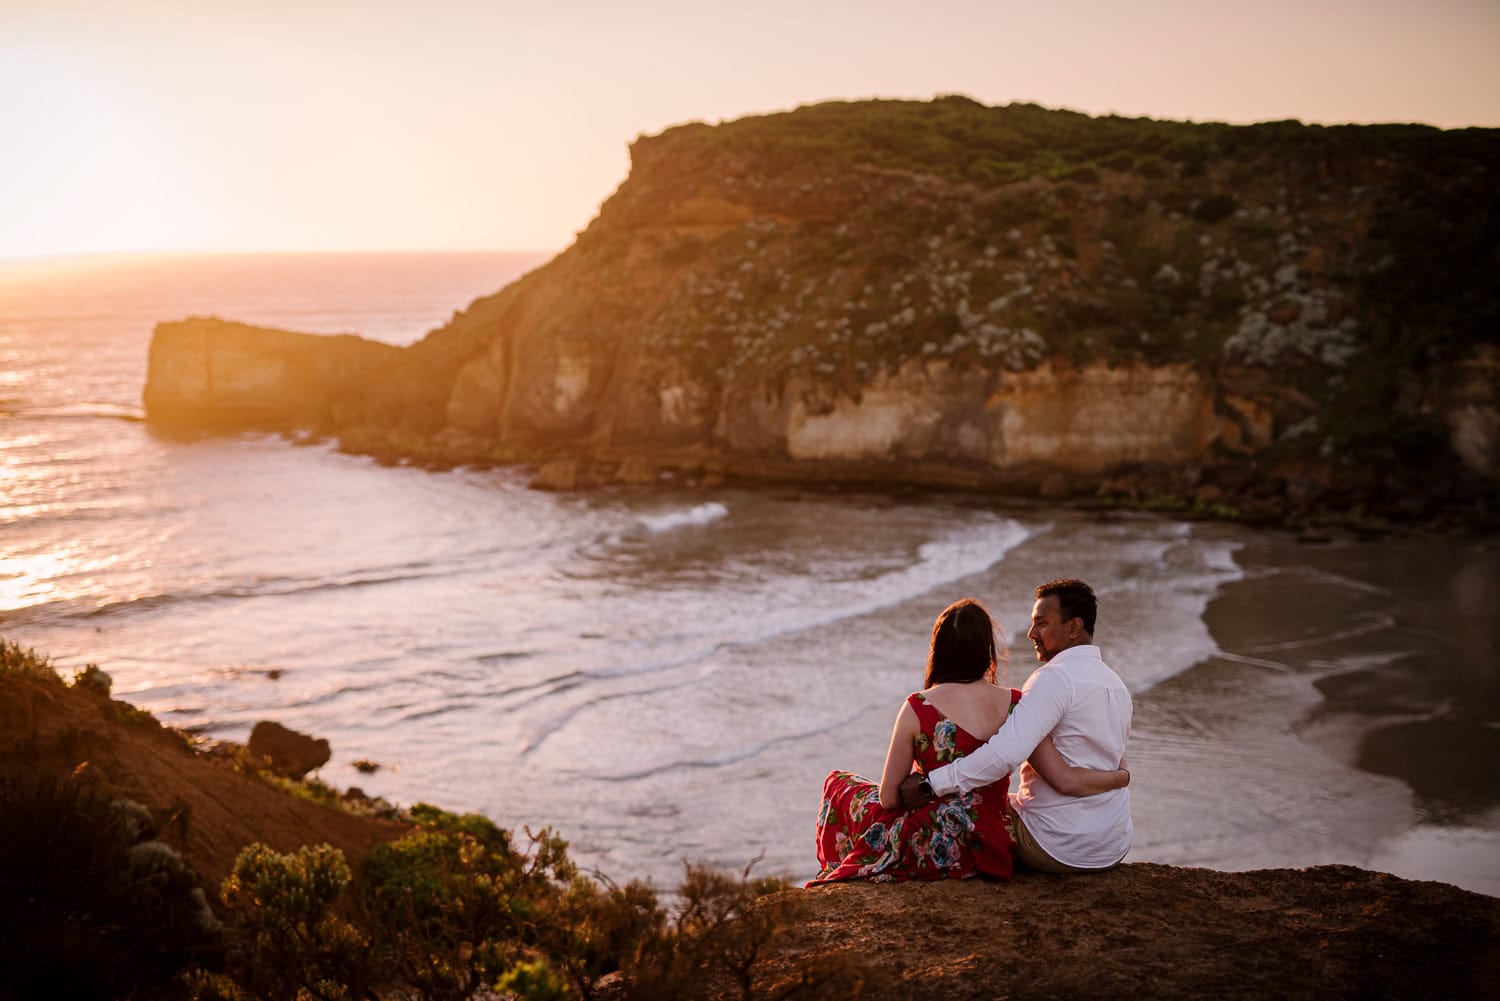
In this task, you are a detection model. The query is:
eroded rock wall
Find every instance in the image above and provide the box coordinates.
[145,319,401,430]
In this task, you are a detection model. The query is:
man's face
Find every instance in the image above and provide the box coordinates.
[1026,595,1079,662]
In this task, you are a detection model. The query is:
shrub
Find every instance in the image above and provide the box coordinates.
[72,662,113,695]
[620,860,865,1001]
[496,958,569,1001]
[0,762,220,1001]
[360,806,578,1001]
[530,875,668,1001]
[0,638,60,681]
[218,843,375,1001]
[666,863,797,1000]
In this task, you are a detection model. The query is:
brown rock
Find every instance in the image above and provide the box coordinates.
[614,457,659,484]
[247,720,331,779]
[1038,473,1072,499]
[530,459,579,491]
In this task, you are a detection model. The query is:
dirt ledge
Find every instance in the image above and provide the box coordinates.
[758,866,1499,1000]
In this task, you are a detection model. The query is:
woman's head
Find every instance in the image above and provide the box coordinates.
[924,598,1004,687]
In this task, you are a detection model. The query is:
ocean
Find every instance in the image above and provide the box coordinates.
[2,252,1496,896]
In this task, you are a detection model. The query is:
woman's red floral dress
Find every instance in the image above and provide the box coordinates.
[809,689,1021,885]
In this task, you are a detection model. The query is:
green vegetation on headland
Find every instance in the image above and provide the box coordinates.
[144,98,1499,530]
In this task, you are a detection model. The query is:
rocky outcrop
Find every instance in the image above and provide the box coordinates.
[143,99,1500,526]
[767,868,1500,1001]
[247,720,331,780]
[145,320,401,429]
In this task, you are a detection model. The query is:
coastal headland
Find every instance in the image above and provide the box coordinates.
[142,98,1500,531]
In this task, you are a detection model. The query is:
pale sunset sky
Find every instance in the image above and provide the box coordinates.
[3,0,1497,260]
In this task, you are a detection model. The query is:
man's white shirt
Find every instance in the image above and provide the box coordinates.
[925,644,1133,869]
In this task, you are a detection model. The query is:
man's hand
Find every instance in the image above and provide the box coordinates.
[898,772,932,810]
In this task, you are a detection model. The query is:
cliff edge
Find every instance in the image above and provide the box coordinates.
[144,98,1500,527]
[3,663,1497,1000]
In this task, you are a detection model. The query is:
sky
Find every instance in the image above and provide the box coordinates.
[3,0,1498,260]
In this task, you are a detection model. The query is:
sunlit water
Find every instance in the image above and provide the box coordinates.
[2,253,1495,896]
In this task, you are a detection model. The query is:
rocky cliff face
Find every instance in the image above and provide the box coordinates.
[144,99,1500,525]
[144,320,401,430]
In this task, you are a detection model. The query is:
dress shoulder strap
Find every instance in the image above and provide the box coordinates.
[907,691,939,724]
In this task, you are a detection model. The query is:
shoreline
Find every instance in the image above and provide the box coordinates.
[183,421,1500,538]
[339,433,1500,538]
[1188,532,1500,897]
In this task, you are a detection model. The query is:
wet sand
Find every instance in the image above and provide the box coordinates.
[1130,529,1500,896]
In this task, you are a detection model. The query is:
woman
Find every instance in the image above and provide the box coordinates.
[810,597,1127,884]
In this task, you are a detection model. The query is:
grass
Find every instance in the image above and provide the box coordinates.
[0,638,61,681]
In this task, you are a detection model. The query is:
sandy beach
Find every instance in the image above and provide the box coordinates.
[1130,528,1500,896]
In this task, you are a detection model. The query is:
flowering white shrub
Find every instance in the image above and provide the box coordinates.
[1224,289,1359,368]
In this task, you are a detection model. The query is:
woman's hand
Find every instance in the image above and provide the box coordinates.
[1027,736,1129,797]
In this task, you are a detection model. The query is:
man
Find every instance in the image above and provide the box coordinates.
[900,578,1132,872]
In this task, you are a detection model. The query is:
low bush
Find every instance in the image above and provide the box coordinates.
[359,810,570,1001]
[217,843,375,1001]
[0,761,220,1001]
[0,638,60,681]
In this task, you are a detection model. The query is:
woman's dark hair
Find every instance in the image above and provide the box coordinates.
[924,598,1004,687]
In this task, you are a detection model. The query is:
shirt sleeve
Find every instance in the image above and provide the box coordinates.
[925,669,1071,797]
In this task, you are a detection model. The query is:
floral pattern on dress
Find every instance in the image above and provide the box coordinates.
[808,689,1022,885]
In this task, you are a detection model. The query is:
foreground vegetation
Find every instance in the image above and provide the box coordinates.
[0,641,861,1001]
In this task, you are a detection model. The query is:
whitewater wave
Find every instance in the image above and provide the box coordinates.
[575,514,1034,683]
[1078,524,1247,692]
[509,514,1038,755]
[637,502,729,534]
[7,560,457,625]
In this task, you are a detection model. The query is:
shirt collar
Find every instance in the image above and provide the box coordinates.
[1046,643,1101,667]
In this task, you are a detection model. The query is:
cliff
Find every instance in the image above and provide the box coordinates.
[144,98,1500,526]
[3,665,1497,1000]
[0,669,405,889]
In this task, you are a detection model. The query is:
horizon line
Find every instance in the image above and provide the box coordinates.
[0,247,562,268]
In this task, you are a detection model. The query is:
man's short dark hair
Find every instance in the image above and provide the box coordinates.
[1036,578,1097,635]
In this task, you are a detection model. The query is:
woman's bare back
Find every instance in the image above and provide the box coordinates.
[920,681,1013,739]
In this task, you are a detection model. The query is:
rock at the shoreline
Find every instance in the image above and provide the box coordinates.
[530,459,579,491]
[247,720,331,779]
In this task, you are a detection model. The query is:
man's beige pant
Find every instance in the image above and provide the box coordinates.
[1006,805,1117,875]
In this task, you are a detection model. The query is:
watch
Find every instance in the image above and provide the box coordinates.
[917,775,935,800]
